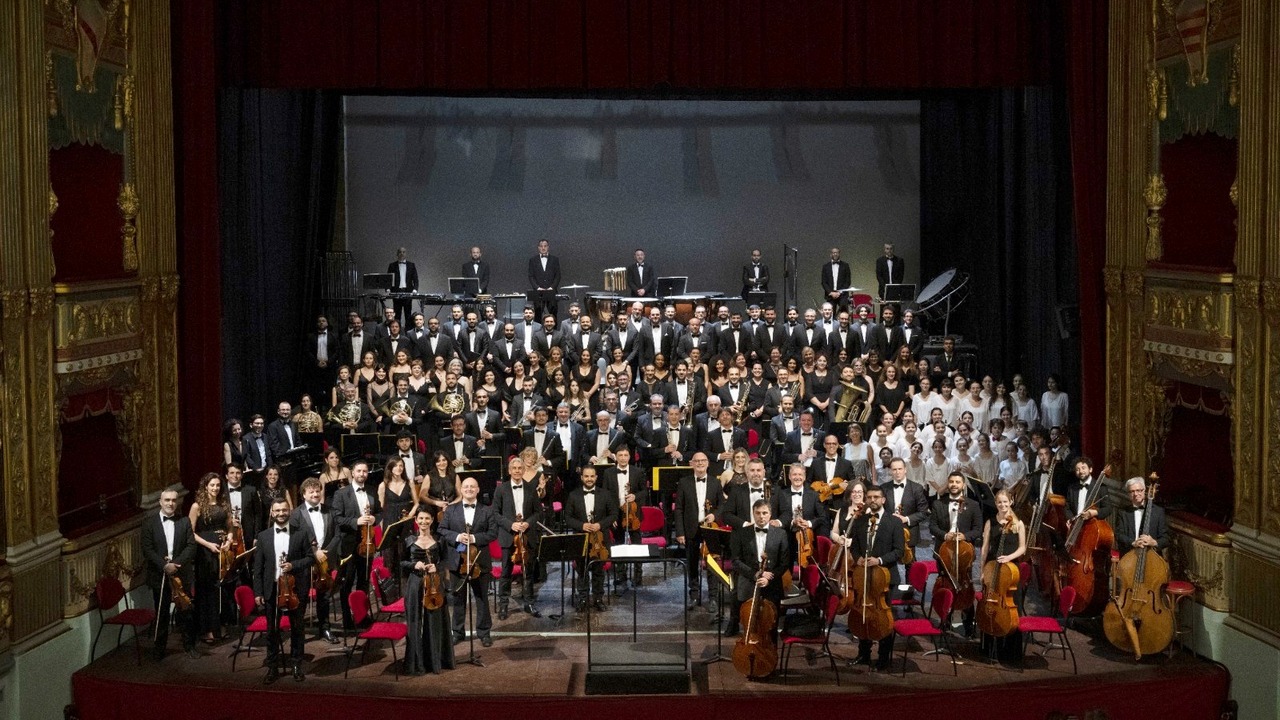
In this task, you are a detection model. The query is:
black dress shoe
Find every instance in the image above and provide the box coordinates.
[452,633,465,645]
[150,647,166,662]
[184,646,200,660]
[481,636,493,648]
[293,662,306,682]
[874,658,892,671]
[523,603,541,618]
[851,655,872,667]
[497,607,510,621]
[575,600,588,613]
[593,599,607,612]
[322,629,339,645]
[264,667,280,685]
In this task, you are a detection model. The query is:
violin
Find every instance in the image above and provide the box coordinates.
[276,552,300,611]
[1058,459,1117,616]
[164,555,193,611]
[231,507,247,555]
[976,513,1020,638]
[461,522,483,580]
[846,510,894,642]
[700,499,718,559]
[810,476,848,503]
[732,551,779,679]
[421,546,446,611]
[620,482,641,533]
[358,503,378,558]
[1103,476,1174,659]
[793,504,815,569]
[897,502,915,566]
[311,539,333,594]
[935,497,976,615]
[587,512,610,563]
[511,512,529,566]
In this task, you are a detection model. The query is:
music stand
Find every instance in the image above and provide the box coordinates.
[339,433,380,462]
[526,289,558,316]
[701,551,734,665]
[538,532,588,625]
[448,277,480,298]
[744,291,777,309]
[651,466,691,539]
[656,276,688,298]
[362,273,394,291]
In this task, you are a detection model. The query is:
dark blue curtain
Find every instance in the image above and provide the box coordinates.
[219,90,341,420]
[919,88,1080,410]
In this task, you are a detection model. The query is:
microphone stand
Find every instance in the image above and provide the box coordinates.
[460,531,485,667]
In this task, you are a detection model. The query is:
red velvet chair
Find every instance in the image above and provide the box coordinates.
[1019,585,1078,674]
[370,562,405,620]
[639,506,669,577]
[892,559,935,617]
[344,590,408,679]
[90,576,156,665]
[892,586,957,676]
[230,584,293,671]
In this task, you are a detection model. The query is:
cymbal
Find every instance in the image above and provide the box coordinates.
[836,287,863,293]
[561,284,589,290]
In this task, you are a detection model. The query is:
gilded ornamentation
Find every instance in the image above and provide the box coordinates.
[62,297,139,346]
[1229,174,1238,207]
[1227,43,1240,106]
[1,289,28,319]
[114,387,141,472]
[1103,267,1123,296]
[1122,269,1145,298]
[0,573,12,643]
[1262,280,1280,317]
[1143,173,1168,261]
[1142,369,1172,466]
[159,274,180,303]
[1160,0,1220,87]
[118,182,138,272]
[28,287,54,318]
[45,50,58,117]
[140,276,160,303]
[1233,278,1260,530]
[66,567,96,602]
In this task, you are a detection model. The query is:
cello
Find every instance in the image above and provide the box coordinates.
[1058,461,1116,616]
[1103,476,1174,659]
[935,498,976,616]
[826,506,860,615]
[846,511,895,643]
[732,551,779,680]
[976,513,1020,638]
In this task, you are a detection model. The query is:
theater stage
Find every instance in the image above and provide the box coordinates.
[73,563,1229,720]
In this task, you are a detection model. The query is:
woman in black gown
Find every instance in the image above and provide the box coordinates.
[379,457,418,595]
[402,506,455,675]
[188,471,233,643]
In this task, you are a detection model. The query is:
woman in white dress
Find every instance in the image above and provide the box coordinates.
[842,423,874,481]
[1040,374,1069,429]
[1011,383,1039,427]
[935,380,960,426]
[971,432,999,487]
[961,380,989,433]
[904,441,927,487]
[923,437,955,498]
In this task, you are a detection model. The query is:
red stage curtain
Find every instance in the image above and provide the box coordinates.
[50,143,127,283]
[1157,132,1238,271]
[58,411,135,538]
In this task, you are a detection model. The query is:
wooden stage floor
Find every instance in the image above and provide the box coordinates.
[73,559,1231,719]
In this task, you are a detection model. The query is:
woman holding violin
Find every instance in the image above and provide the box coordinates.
[977,489,1027,660]
[401,506,454,675]
[189,472,233,644]
[422,451,460,519]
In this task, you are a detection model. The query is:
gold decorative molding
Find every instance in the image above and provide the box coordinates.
[118,181,138,272]
[1143,272,1235,354]
[1103,266,1123,296]
[1123,268,1146,298]
[1168,515,1231,612]
[1143,173,1168,260]
[53,280,142,368]
[0,564,12,646]
[1231,550,1280,636]
[1227,42,1240,106]
[62,525,144,618]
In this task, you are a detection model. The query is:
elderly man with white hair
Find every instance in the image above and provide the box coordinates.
[1113,476,1169,555]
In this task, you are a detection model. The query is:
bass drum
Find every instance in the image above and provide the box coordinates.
[586,293,620,324]
[915,268,971,321]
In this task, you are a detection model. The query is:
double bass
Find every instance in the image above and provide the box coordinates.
[976,514,1020,638]
[935,498,976,616]
[1026,458,1066,599]
[1103,477,1174,659]
[732,551,778,679]
[846,511,895,643]
[1058,462,1116,616]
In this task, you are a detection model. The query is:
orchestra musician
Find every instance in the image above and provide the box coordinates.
[725,499,787,637]
[387,246,419,326]
[604,447,648,587]
[1114,477,1168,555]
[493,456,543,619]
[251,498,313,683]
[438,476,497,647]
[626,248,656,297]
[821,247,853,311]
[141,485,198,660]
[849,485,904,670]
[583,410,626,468]
[674,452,724,606]
[461,246,490,294]
[564,466,617,611]
[332,460,381,633]
[875,243,904,300]
[288,478,342,645]
[809,434,854,511]
[741,248,770,297]
[705,408,748,474]
[528,239,561,318]
[401,505,455,674]
[881,457,930,564]
[928,472,984,638]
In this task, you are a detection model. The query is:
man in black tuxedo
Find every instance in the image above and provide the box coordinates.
[788,308,827,363]
[489,322,527,380]
[929,472,985,637]
[266,401,299,460]
[809,433,855,511]
[1114,477,1169,555]
[340,314,376,370]
[930,335,962,386]
[508,376,543,430]
[377,319,415,365]
[304,314,340,406]
[637,306,676,367]
[675,316,712,362]
[704,408,748,474]
[674,452,724,604]
[849,485,905,669]
[533,314,563,361]
[528,238,561,318]
[242,415,272,472]
[826,310,860,363]
[716,311,754,360]
[521,406,564,479]
[625,248,656,297]
[141,486,198,660]
[564,466,617,610]
[871,305,905,360]
[386,430,427,482]
[438,476,498,645]
[753,307,786,361]
[603,447,649,587]
[718,458,773,530]
[901,308,925,359]
[326,383,375,434]
[773,462,829,557]
[632,394,670,469]
[493,456,543,619]
[669,360,706,417]
[251,498,314,683]
[821,246,853,311]
[384,377,420,436]
[457,310,488,370]
[289,478,342,644]
[741,248,770,297]
[332,461,381,631]
[563,315,603,363]
[387,246,419,326]
[416,316,457,365]
[1065,455,1112,524]
[582,410,626,467]
[465,389,502,455]
[875,243,904,299]
[224,464,264,551]
[462,246,490,293]
[782,411,821,468]
[882,458,931,557]
[441,415,482,471]
[605,314,643,371]
[726,498,788,637]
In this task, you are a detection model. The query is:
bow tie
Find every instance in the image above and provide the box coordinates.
[402,453,411,458]
[792,491,803,496]
[755,527,768,534]
[583,490,595,495]
[802,432,812,436]
[464,504,476,509]
[535,429,546,434]
[275,528,288,534]
[894,483,905,489]
[162,515,175,522]
[352,333,361,337]
[354,487,365,493]
[750,486,764,493]
[695,478,707,483]
[229,487,241,493]
[559,424,569,429]
[511,484,523,490]
[950,499,961,505]
[308,506,320,513]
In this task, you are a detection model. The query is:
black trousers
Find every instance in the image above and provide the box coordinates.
[498,546,536,605]
[264,598,307,663]
[450,572,492,638]
[151,583,196,650]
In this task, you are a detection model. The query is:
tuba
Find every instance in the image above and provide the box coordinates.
[832,380,870,424]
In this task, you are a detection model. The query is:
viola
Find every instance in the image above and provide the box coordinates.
[1058,461,1117,616]
[1103,477,1174,659]
[795,521,815,569]
[586,511,610,563]
[897,502,915,566]
[732,551,779,679]
[935,498,976,615]
[620,482,642,532]
[976,513,1020,638]
[311,539,333,595]
[511,513,529,566]
[163,554,193,611]
[276,552,300,611]
[358,504,378,558]
[461,522,483,580]
[846,512,894,642]
[421,546,446,611]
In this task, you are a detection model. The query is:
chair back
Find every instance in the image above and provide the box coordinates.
[487,539,503,563]
[931,587,954,623]
[349,589,371,625]
[1017,562,1032,592]
[94,577,127,611]
[233,585,257,622]
[907,558,932,592]
[746,428,761,453]
[1058,586,1077,620]
[639,505,666,534]
[370,563,393,604]
[821,590,842,627]
[815,535,833,566]
[801,563,823,598]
